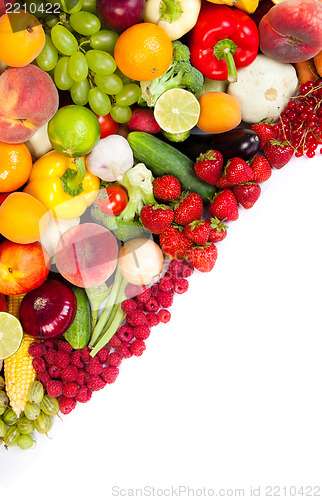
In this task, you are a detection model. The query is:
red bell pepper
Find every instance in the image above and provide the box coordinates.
[189,3,259,82]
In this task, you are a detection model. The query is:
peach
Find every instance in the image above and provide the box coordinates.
[55,223,119,288]
[0,64,59,144]
[259,0,322,63]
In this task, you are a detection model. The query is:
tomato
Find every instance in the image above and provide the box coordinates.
[0,193,10,206]
[95,113,119,139]
[97,186,128,216]
[0,293,6,312]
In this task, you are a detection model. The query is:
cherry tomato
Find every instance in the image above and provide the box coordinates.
[97,186,128,216]
[0,293,7,312]
[95,113,119,139]
[0,193,10,206]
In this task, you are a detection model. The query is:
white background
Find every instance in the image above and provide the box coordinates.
[1,154,322,500]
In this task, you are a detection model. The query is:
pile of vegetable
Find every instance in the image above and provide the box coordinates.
[0,0,322,450]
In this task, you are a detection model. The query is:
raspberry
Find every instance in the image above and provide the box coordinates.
[126,310,147,327]
[62,382,78,398]
[117,324,134,343]
[168,259,183,276]
[44,349,57,365]
[157,291,173,308]
[109,334,122,348]
[54,351,70,368]
[61,365,78,382]
[163,271,173,279]
[121,298,137,314]
[59,395,76,415]
[76,386,92,403]
[136,287,151,303]
[48,365,62,379]
[130,339,146,357]
[47,380,63,397]
[86,357,103,375]
[37,370,51,387]
[145,312,159,327]
[43,340,55,350]
[107,352,122,367]
[124,283,140,299]
[28,342,46,358]
[150,283,159,297]
[157,309,171,323]
[144,297,159,312]
[116,343,132,359]
[101,366,119,384]
[32,357,46,373]
[173,278,189,294]
[80,346,92,363]
[135,300,145,311]
[57,340,73,354]
[181,261,194,278]
[159,277,173,292]
[76,369,90,387]
[87,375,106,391]
[134,325,150,340]
[70,350,84,368]
[96,346,110,364]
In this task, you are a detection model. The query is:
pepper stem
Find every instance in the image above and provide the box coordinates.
[159,0,183,23]
[213,39,238,83]
[61,157,86,197]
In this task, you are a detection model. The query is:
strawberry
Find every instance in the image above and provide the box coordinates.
[263,140,294,169]
[185,243,218,273]
[194,149,224,185]
[205,217,228,243]
[159,225,192,259]
[249,155,272,183]
[184,220,210,246]
[251,122,278,149]
[173,192,204,226]
[209,189,239,221]
[140,204,174,234]
[153,175,181,201]
[233,182,261,209]
[216,157,253,188]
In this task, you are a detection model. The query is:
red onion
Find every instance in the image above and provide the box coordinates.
[19,280,77,340]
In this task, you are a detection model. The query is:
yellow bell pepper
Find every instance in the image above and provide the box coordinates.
[24,151,100,220]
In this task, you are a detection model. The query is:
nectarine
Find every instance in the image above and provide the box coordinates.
[0,65,59,144]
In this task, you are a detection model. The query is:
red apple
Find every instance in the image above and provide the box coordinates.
[0,293,6,311]
[259,0,322,62]
[0,240,50,295]
[54,223,119,288]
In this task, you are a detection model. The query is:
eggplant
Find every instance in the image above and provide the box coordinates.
[159,128,261,163]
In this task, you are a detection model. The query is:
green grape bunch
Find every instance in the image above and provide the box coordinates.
[35,1,142,122]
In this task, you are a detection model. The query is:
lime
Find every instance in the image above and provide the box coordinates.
[48,105,101,157]
[0,312,23,360]
[154,89,200,134]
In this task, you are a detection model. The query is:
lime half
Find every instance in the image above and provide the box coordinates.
[154,89,200,134]
[0,312,23,360]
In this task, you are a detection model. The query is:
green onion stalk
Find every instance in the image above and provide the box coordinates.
[89,266,127,357]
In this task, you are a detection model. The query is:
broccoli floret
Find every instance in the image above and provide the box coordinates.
[90,163,155,242]
[90,204,149,241]
[172,40,191,63]
[139,42,204,107]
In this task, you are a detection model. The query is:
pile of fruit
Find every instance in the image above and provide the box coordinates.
[0,0,321,450]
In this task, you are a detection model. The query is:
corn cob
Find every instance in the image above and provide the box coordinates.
[4,295,37,417]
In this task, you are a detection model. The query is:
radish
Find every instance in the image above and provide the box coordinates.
[127,108,161,134]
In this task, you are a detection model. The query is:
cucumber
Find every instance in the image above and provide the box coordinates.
[127,132,216,204]
[64,285,91,349]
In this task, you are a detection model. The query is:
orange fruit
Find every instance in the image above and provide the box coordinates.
[0,192,49,244]
[0,141,33,192]
[197,92,241,134]
[114,23,173,82]
[0,11,45,67]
